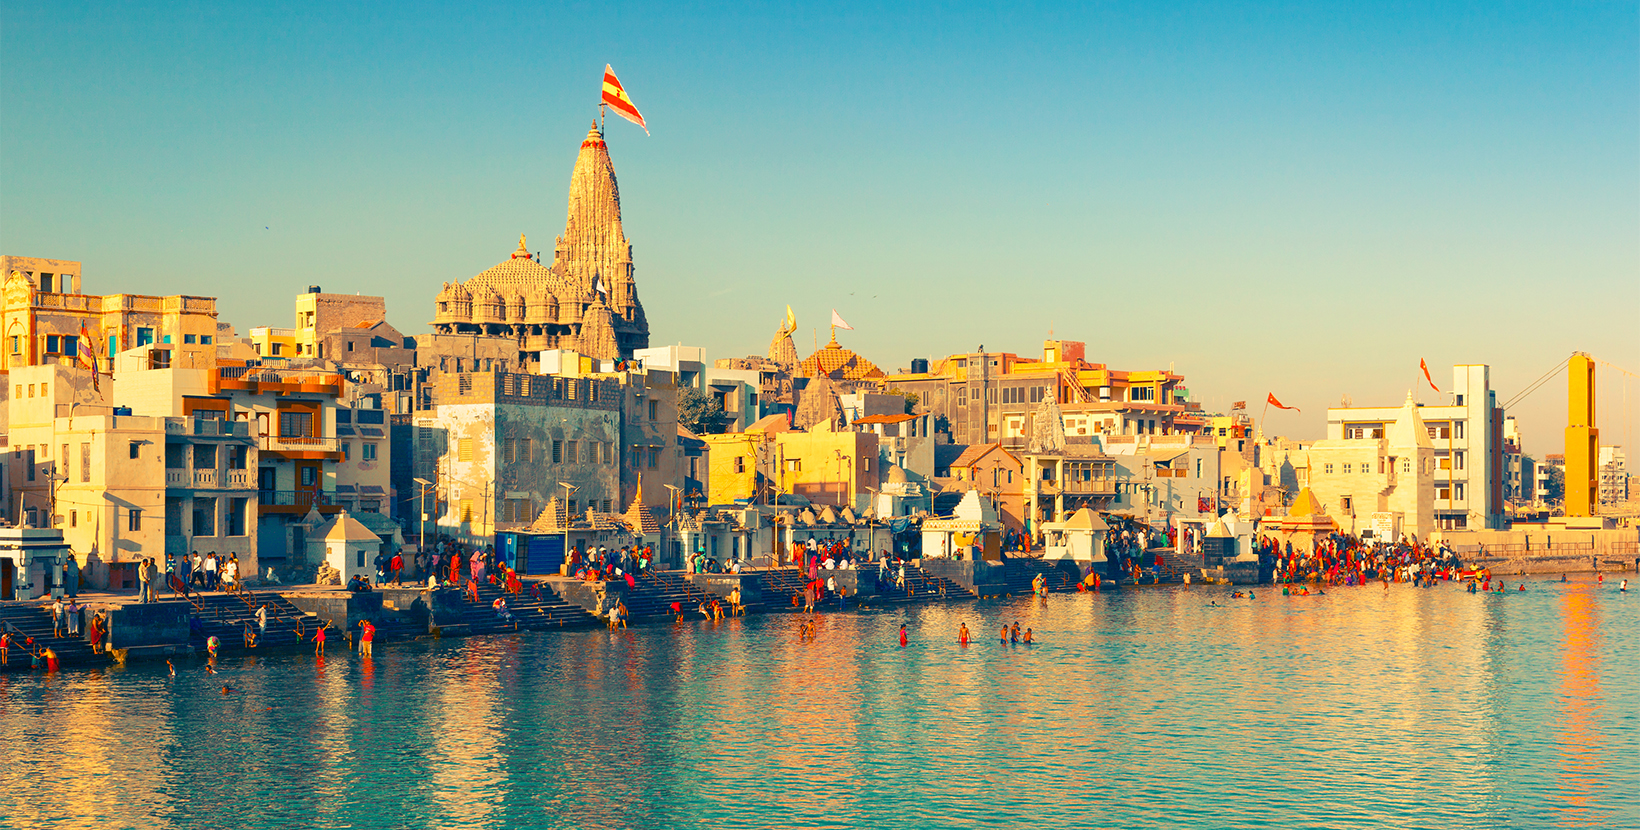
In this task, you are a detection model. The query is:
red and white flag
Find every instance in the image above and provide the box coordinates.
[1419,358,1441,393]
[601,65,648,134]
[1266,392,1299,412]
[830,309,853,330]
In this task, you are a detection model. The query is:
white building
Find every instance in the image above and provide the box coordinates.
[1328,364,1505,530]
[633,344,761,433]
[1599,446,1628,505]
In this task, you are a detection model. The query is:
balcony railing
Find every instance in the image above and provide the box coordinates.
[166,468,255,489]
[1036,479,1118,496]
[261,435,340,454]
[164,418,250,437]
[257,490,336,510]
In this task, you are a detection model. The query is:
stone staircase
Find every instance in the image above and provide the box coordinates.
[749,568,809,609]
[996,559,1079,595]
[872,564,967,604]
[187,592,322,654]
[622,571,719,620]
[438,580,597,636]
[0,603,101,671]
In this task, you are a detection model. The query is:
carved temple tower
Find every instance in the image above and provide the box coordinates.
[431,123,650,363]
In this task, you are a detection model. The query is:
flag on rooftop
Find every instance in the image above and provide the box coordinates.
[1231,400,1246,410]
[601,65,648,134]
[831,309,853,331]
[1266,392,1299,412]
[1420,358,1441,393]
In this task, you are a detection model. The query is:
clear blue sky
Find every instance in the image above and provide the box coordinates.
[4,1,1637,451]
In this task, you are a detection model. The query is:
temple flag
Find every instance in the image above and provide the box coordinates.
[1266,392,1299,412]
[785,305,796,332]
[830,309,853,330]
[77,323,95,371]
[601,65,648,134]
[1420,359,1441,393]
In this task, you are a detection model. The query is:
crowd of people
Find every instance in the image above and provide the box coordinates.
[1257,534,1465,587]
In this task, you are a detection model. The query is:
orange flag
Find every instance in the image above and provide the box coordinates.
[1266,392,1299,412]
[601,65,648,134]
[1419,359,1441,393]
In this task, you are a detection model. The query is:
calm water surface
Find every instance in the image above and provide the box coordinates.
[2,577,1636,829]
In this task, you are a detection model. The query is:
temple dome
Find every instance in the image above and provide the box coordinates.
[799,333,883,381]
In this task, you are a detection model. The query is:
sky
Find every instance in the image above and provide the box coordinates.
[3,1,1637,454]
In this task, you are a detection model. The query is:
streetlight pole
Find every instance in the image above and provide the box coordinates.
[413,477,433,552]
[663,483,681,569]
[558,482,577,570]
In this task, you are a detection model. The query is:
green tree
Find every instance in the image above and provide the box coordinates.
[677,387,730,435]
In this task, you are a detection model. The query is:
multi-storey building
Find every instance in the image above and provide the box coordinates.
[1599,446,1628,505]
[1327,364,1505,530]
[1304,392,1437,540]
[880,339,1204,447]
[2,255,218,373]
[419,370,624,544]
[294,287,386,360]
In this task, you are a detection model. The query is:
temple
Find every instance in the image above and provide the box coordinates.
[432,124,649,363]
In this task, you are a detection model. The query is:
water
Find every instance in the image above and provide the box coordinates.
[3,578,1636,829]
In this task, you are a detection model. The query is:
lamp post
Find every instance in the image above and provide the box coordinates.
[558,482,577,568]
[412,477,434,552]
[663,483,681,568]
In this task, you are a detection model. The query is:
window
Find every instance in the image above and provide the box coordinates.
[1453,451,1464,470]
[136,327,154,347]
[193,498,217,537]
[200,335,212,345]
[1324,463,1334,475]
[458,375,472,395]
[1342,463,1352,474]
[339,441,350,461]
[458,438,473,462]
[648,400,658,420]
[46,335,59,353]
[786,459,801,472]
[734,456,746,474]
[553,440,563,463]
[362,443,377,461]
[271,343,283,356]
[1131,386,1156,402]
[228,498,247,536]
[63,338,76,357]
[128,441,141,459]
[229,446,247,469]
[1403,460,1412,473]
[300,466,318,487]
[81,443,92,481]
[519,438,531,462]
[27,384,35,398]
[25,447,35,481]
[566,440,578,464]
[862,457,871,472]
[184,334,197,344]
[648,448,659,469]
[1341,496,1353,512]
[129,509,142,531]
[70,511,76,528]
[279,411,313,438]
[601,499,611,513]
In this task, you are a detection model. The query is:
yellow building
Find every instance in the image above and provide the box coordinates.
[2,255,218,373]
[702,415,880,509]
[249,327,298,360]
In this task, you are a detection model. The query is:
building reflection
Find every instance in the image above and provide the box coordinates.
[1552,589,1608,827]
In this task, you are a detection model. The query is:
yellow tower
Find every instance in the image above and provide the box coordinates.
[1564,353,1598,517]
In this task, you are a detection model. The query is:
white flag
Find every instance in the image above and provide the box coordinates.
[594,278,606,296]
[830,309,853,330]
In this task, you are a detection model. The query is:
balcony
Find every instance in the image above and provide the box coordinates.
[166,468,255,490]
[164,418,250,437]
[257,489,342,514]
[260,434,341,458]
[1034,479,1118,496]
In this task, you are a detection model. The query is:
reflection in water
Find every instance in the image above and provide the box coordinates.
[1,580,1636,830]
[1554,590,1609,828]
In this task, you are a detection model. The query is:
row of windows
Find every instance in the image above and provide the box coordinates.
[460,437,616,465]
[15,382,48,399]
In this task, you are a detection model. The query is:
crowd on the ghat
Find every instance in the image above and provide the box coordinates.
[1256,534,1468,587]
